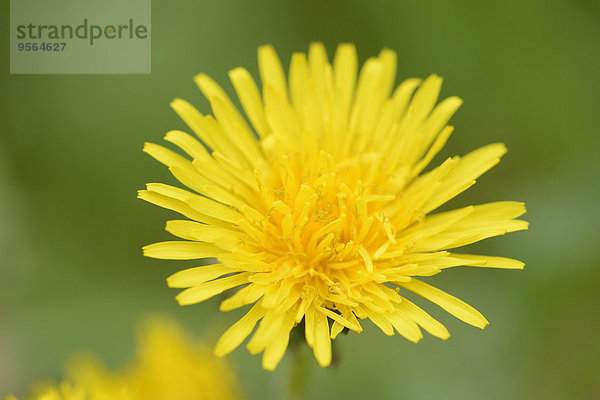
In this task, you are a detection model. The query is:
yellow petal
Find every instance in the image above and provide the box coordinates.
[312,307,332,367]
[138,189,224,226]
[406,74,442,129]
[414,202,528,251]
[358,304,395,336]
[219,284,267,311]
[167,264,237,288]
[246,309,285,354]
[374,78,422,146]
[215,302,266,356]
[258,44,289,101]
[316,306,361,332]
[165,220,240,242]
[143,142,192,170]
[194,73,260,155]
[416,96,462,160]
[229,67,269,138]
[143,241,224,260]
[400,279,488,329]
[170,98,214,149]
[288,52,309,117]
[448,254,525,269]
[424,143,507,213]
[386,311,423,343]
[304,303,315,347]
[377,48,397,100]
[333,43,357,112]
[164,129,210,160]
[262,310,296,371]
[398,297,450,339]
[176,272,251,305]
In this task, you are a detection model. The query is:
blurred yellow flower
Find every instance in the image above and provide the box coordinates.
[6,318,243,400]
[141,43,528,370]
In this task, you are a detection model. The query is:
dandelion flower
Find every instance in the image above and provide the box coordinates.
[7,317,242,400]
[140,43,528,370]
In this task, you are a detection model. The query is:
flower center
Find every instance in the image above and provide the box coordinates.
[252,150,399,297]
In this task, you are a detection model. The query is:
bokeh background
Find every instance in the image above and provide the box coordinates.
[2,0,599,398]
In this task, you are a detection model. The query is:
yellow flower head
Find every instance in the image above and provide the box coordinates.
[140,43,528,370]
[8,318,242,400]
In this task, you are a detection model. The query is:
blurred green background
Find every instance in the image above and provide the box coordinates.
[2,0,599,399]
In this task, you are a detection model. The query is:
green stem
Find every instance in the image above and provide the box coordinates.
[289,345,310,400]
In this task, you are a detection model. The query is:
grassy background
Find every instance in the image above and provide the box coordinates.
[1,0,599,398]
